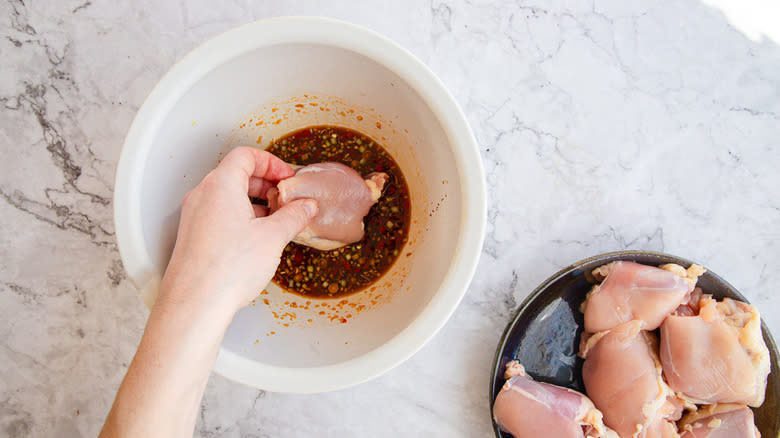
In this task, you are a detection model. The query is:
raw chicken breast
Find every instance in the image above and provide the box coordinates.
[678,404,760,438]
[582,261,705,332]
[581,320,683,438]
[267,162,388,250]
[660,296,770,407]
[493,361,618,438]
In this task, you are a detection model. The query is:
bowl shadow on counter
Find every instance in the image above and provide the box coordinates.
[489,250,780,438]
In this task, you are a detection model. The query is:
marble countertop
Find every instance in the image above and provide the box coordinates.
[2,1,779,437]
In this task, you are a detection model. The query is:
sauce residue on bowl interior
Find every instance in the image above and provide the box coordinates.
[265,125,411,298]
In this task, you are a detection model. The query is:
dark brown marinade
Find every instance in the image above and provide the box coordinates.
[265,126,411,298]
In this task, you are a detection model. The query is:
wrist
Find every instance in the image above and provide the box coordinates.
[155,274,238,330]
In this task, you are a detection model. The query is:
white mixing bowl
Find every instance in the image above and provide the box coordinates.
[114,17,486,393]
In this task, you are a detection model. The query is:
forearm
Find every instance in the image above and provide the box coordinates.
[100,147,313,437]
[100,288,233,438]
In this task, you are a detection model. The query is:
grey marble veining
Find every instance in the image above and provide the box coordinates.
[1,1,779,437]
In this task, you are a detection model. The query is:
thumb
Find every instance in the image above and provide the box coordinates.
[259,198,318,248]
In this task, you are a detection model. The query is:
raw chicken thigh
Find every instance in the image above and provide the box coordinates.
[660,296,770,407]
[678,404,761,438]
[493,361,618,438]
[581,320,683,438]
[582,261,705,333]
[267,162,388,250]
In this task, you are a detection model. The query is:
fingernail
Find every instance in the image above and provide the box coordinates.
[303,199,318,218]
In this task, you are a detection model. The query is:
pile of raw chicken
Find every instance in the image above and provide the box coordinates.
[493,261,771,438]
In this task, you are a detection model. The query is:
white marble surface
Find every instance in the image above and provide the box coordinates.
[1,1,779,437]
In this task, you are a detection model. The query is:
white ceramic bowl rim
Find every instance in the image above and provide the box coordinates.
[114,16,487,393]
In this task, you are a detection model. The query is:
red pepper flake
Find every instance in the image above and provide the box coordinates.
[356,115,363,121]
[255,120,263,126]
[262,299,269,305]
[295,104,304,108]
[340,318,347,324]
[376,122,382,129]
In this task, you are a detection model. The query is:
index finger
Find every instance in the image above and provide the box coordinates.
[218,146,295,183]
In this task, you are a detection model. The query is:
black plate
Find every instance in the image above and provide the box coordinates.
[490,250,779,437]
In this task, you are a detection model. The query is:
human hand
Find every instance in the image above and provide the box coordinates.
[158,146,317,317]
